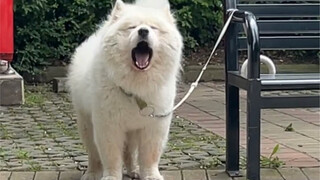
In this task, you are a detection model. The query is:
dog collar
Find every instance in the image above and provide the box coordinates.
[119,87,171,118]
[119,87,148,110]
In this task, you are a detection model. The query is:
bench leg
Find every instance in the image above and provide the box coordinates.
[246,81,261,180]
[226,84,241,177]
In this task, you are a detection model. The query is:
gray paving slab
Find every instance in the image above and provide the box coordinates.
[10,172,34,180]
[0,171,11,180]
[260,169,283,180]
[162,171,182,180]
[34,171,59,180]
[59,171,82,180]
[183,170,207,180]
[207,170,232,180]
[301,168,320,180]
[278,168,308,180]
[0,169,319,180]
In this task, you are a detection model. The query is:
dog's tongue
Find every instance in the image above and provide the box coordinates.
[135,52,149,69]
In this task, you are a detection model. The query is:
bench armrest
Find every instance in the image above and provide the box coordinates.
[225,9,261,79]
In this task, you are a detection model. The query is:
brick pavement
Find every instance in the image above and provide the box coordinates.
[0,83,319,180]
[0,85,228,171]
[175,82,320,168]
[0,168,319,180]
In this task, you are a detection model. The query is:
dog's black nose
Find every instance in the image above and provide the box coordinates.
[138,28,149,38]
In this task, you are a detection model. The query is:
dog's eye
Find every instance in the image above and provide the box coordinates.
[151,26,158,30]
[128,26,136,30]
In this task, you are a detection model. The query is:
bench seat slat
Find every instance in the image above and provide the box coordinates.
[261,73,320,90]
[261,96,320,109]
[238,4,320,17]
[239,36,320,50]
[228,71,320,91]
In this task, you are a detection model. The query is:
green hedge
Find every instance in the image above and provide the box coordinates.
[13,0,223,74]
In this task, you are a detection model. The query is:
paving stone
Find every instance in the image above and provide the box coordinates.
[207,170,232,180]
[171,157,192,162]
[34,171,59,180]
[59,171,82,180]
[200,144,218,151]
[182,150,208,156]
[0,171,11,180]
[183,170,206,180]
[190,154,208,161]
[160,166,179,170]
[208,149,225,156]
[6,162,22,168]
[217,155,226,163]
[260,169,283,180]
[10,165,30,171]
[165,152,186,158]
[162,171,182,180]
[302,167,320,180]
[278,168,308,180]
[10,172,34,180]
[79,161,88,167]
[179,161,200,169]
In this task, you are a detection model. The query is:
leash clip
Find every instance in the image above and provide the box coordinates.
[139,106,155,117]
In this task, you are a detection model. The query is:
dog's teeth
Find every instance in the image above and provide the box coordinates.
[135,60,149,69]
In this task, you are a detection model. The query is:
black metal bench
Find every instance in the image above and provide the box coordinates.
[223,0,320,179]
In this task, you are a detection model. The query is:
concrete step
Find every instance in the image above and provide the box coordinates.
[0,67,24,106]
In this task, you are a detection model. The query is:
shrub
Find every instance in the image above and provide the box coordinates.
[171,0,223,49]
[13,0,223,74]
[13,0,115,74]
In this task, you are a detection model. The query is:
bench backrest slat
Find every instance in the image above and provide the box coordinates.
[240,0,320,2]
[229,1,320,50]
[254,20,320,34]
[238,4,320,18]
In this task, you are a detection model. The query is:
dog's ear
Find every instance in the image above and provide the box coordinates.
[163,4,175,24]
[110,0,126,22]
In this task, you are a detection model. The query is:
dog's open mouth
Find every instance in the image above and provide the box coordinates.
[131,41,153,70]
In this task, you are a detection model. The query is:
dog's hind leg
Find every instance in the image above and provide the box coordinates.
[124,131,140,179]
[77,111,102,180]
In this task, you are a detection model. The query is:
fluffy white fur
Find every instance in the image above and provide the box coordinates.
[67,0,183,179]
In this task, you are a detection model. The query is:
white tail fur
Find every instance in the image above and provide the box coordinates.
[135,0,170,8]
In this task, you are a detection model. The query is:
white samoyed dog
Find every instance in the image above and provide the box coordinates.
[67,0,183,179]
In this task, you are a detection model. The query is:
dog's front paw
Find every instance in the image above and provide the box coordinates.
[81,172,101,180]
[143,175,164,180]
[100,176,118,180]
[127,171,140,179]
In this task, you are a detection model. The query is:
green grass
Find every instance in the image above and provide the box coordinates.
[0,148,7,158]
[24,91,46,106]
[0,124,12,140]
[16,150,30,160]
[260,144,285,168]
[26,161,42,171]
[285,123,294,132]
